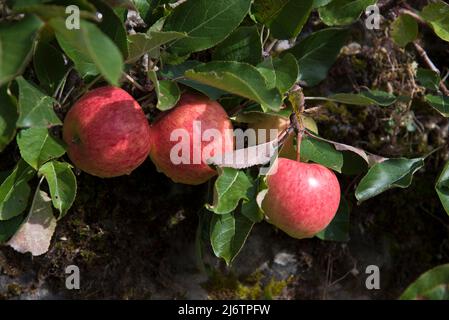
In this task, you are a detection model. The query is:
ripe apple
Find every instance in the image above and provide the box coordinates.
[262,158,340,239]
[247,114,318,159]
[63,86,151,178]
[149,93,234,185]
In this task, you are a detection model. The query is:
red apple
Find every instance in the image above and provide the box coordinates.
[262,158,341,239]
[63,86,151,178]
[149,93,234,185]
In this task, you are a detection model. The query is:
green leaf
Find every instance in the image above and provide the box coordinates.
[39,161,77,218]
[313,0,333,8]
[49,17,123,85]
[15,77,62,128]
[0,214,24,244]
[241,177,264,223]
[17,127,66,170]
[417,68,441,91]
[400,264,449,300]
[148,71,180,111]
[300,136,344,172]
[206,168,253,215]
[185,61,283,111]
[355,158,424,203]
[210,211,254,265]
[425,95,449,117]
[257,54,299,94]
[252,0,288,24]
[316,195,350,242]
[0,160,35,220]
[163,0,252,56]
[285,28,349,86]
[318,0,376,26]
[160,60,227,99]
[420,0,449,42]
[328,90,397,106]
[391,14,418,47]
[436,161,449,215]
[33,41,67,95]
[91,0,129,58]
[212,26,262,65]
[0,15,43,86]
[0,86,18,152]
[268,0,314,39]
[126,31,187,63]
[7,188,57,256]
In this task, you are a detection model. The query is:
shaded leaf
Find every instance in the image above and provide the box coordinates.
[285,28,349,86]
[210,211,254,265]
[7,188,56,256]
[241,177,264,223]
[0,86,18,152]
[355,158,424,203]
[421,0,449,42]
[39,161,77,218]
[318,0,376,26]
[212,26,262,65]
[316,195,350,242]
[0,160,35,220]
[91,0,129,58]
[0,15,43,86]
[33,41,67,94]
[400,264,449,300]
[268,0,314,39]
[425,95,449,117]
[17,127,66,169]
[391,14,418,47]
[0,214,24,244]
[417,68,441,91]
[436,161,449,215]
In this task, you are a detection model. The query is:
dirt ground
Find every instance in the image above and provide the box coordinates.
[1,0,449,300]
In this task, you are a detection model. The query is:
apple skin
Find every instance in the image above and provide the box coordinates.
[262,158,340,239]
[248,114,318,159]
[149,93,234,185]
[63,86,151,178]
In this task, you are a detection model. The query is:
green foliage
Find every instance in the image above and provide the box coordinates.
[0,160,35,220]
[420,0,449,42]
[401,264,449,300]
[435,161,449,215]
[148,71,180,111]
[391,14,418,47]
[163,0,252,56]
[0,15,43,86]
[286,28,349,86]
[355,158,425,203]
[316,195,350,242]
[39,161,77,218]
[0,0,447,269]
[318,0,376,26]
[49,18,123,85]
[425,95,449,117]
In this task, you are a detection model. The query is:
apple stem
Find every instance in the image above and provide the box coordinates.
[289,85,305,163]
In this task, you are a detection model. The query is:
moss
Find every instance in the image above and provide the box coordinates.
[7,283,22,296]
[202,269,291,300]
